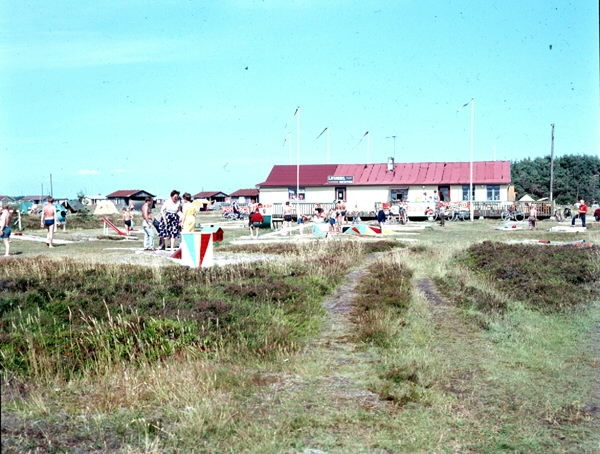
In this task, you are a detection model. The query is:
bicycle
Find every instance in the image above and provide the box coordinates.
[387,206,408,225]
[500,208,525,222]
[448,209,469,221]
[223,211,248,221]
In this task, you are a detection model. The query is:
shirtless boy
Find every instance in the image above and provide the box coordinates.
[41,197,58,247]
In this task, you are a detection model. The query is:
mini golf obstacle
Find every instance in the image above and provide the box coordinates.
[342,224,381,235]
[102,217,132,237]
[172,227,224,268]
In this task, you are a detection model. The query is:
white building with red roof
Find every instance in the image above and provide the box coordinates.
[258,160,512,216]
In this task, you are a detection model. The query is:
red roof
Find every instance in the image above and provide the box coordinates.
[259,161,510,187]
[230,188,259,198]
[258,164,338,187]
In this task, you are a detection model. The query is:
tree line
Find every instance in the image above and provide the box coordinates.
[511,154,600,205]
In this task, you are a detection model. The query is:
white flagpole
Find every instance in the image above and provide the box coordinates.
[458,99,475,222]
[316,127,330,164]
[363,131,370,164]
[326,127,330,164]
[469,98,475,222]
[295,107,300,217]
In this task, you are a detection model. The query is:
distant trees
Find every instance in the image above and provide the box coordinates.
[511,154,600,205]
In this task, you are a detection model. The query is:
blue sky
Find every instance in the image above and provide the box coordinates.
[2,0,598,198]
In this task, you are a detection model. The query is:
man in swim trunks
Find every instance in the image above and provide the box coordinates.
[40,197,58,248]
[282,201,293,235]
[0,204,11,256]
[122,207,132,234]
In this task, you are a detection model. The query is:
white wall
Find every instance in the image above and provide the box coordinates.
[259,184,511,213]
[344,186,389,213]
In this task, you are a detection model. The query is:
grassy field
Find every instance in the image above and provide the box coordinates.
[1,213,599,453]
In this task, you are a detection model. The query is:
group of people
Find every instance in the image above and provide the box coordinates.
[277,200,349,236]
[0,197,59,256]
[140,190,199,251]
[326,200,347,233]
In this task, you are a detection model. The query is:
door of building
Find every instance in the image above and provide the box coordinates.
[335,187,346,201]
[438,186,450,202]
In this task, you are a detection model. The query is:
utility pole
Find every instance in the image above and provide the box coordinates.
[549,123,555,209]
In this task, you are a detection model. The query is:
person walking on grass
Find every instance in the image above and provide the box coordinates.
[282,201,293,235]
[0,205,11,256]
[528,203,538,231]
[41,197,58,248]
[141,197,155,251]
[571,199,587,228]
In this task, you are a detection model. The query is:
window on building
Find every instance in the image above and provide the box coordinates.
[462,185,475,201]
[391,188,408,202]
[288,187,306,200]
[486,185,500,201]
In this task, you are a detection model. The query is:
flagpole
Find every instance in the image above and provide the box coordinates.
[469,98,475,222]
[316,127,330,164]
[295,107,300,218]
[326,127,330,164]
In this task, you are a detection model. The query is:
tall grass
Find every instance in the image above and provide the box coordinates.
[2,224,599,453]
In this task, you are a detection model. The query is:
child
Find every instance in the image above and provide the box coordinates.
[122,207,132,234]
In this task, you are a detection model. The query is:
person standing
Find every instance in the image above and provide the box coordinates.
[249,206,264,239]
[335,200,344,228]
[40,197,58,248]
[180,192,198,233]
[528,203,538,231]
[158,190,181,250]
[0,205,11,256]
[141,197,155,250]
[377,205,389,233]
[122,207,132,234]
[282,201,293,235]
[327,206,337,233]
[151,210,164,249]
[438,202,446,227]
[572,199,587,228]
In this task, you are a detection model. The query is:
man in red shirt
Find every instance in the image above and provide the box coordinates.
[249,206,264,239]
[572,199,588,228]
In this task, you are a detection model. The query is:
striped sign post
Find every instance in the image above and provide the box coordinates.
[181,232,214,268]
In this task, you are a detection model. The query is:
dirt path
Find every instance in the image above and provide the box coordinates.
[261,253,386,417]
